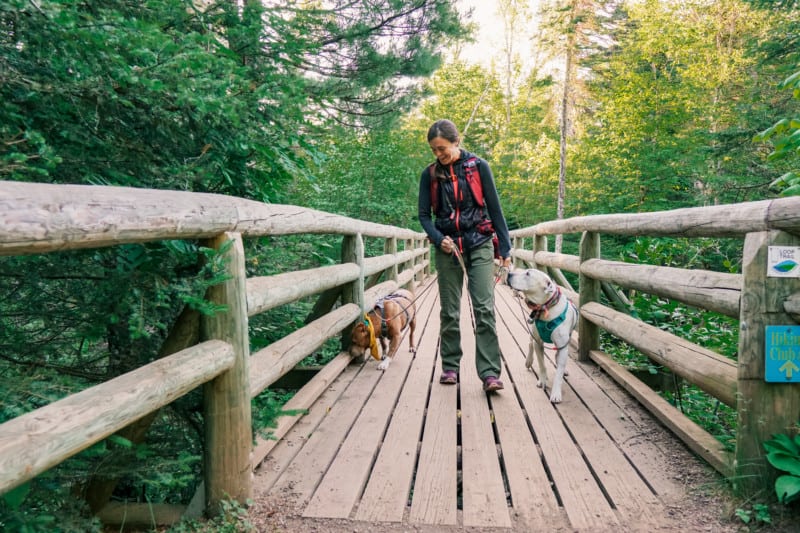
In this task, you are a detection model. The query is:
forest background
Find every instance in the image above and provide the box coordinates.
[1,0,799,530]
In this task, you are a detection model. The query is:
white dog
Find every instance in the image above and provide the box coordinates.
[506,268,579,403]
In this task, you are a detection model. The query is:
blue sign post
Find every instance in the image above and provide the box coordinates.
[765,326,800,382]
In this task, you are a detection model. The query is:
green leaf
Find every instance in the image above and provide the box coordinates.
[108,434,133,448]
[775,475,800,504]
[778,70,800,90]
[765,433,800,455]
[2,482,30,509]
[766,452,800,476]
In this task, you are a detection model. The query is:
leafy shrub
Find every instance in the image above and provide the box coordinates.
[764,433,800,504]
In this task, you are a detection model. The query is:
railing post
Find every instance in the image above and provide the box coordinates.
[735,230,800,495]
[578,231,600,363]
[386,237,399,283]
[512,236,524,268]
[533,234,547,270]
[201,232,252,513]
[342,233,365,312]
[405,238,418,290]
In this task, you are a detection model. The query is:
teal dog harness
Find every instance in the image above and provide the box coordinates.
[529,301,577,347]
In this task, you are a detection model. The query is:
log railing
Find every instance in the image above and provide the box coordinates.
[510,196,800,492]
[0,181,431,521]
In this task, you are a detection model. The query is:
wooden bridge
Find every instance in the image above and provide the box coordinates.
[1,181,799,531]
[254,276,698,531]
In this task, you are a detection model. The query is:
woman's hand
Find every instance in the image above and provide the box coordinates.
[441,236,455,254]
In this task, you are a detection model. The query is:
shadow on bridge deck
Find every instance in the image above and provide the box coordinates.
[252,277,728,532]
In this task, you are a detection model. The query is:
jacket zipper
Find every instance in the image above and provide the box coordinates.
[449,164,463,253]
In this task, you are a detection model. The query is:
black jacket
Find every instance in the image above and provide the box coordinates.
[418,149,511,258]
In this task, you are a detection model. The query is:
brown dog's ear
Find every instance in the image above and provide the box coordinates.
[351,322,368,347]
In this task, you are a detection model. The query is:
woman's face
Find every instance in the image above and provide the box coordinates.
[429,136,460,165]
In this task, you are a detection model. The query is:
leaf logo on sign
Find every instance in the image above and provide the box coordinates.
[773,260,799,273]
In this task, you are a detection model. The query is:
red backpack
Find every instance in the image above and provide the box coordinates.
[429,156,484,214]
[429,157,499,258]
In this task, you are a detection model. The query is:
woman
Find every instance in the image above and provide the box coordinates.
[418,119,512,392]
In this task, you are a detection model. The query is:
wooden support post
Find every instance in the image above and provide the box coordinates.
[534,234,547,270]
[404,238,414,290]
[341,234,365,352]
[735,230,800,495]
[578,231,600,363]
[386,237,398,283]
[512,236,524,268]
[201,232,252,514]
[342,234,365,311]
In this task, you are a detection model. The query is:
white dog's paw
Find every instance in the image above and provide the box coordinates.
[549,387,563,403]
[536,378,546,389]
[377,358,390,371]
[525,355,534,370]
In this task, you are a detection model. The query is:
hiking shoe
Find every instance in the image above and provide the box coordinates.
[483,376,504,392]
[439,370,458,385]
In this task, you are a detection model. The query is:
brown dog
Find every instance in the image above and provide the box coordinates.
[349,288,417,371]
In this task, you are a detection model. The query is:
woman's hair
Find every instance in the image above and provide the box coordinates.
[427,119,461,181]
[427,119,460,144]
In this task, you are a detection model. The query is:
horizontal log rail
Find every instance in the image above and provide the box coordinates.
[514,197,800,238]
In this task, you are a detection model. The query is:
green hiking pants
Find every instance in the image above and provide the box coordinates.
[435,239,502,380]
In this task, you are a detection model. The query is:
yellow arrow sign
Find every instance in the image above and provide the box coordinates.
[779,360,800,380]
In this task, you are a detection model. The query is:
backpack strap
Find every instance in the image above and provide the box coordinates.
[429,156,484,216]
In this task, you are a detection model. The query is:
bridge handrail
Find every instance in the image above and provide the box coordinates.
[509,195,800,490]
[0,180,432,521]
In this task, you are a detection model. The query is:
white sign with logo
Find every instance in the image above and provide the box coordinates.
[767,246,800,278]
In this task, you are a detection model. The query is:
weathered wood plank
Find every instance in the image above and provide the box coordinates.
[459,298,513,528]
[251,352,354,470]
[266,361,380,507]
[589,349,733,477]
[355,287,440,522]
[408,306,459,526]
[253,362,362,496]
[547,352,665,526]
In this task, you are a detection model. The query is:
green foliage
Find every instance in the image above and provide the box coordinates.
[753,69,800,196]
[735,503,772,526]
[167,498,254,533]
[764,432,800,504]
[0,482,102,533]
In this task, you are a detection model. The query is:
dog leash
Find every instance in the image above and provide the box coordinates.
[452,247,478,332]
